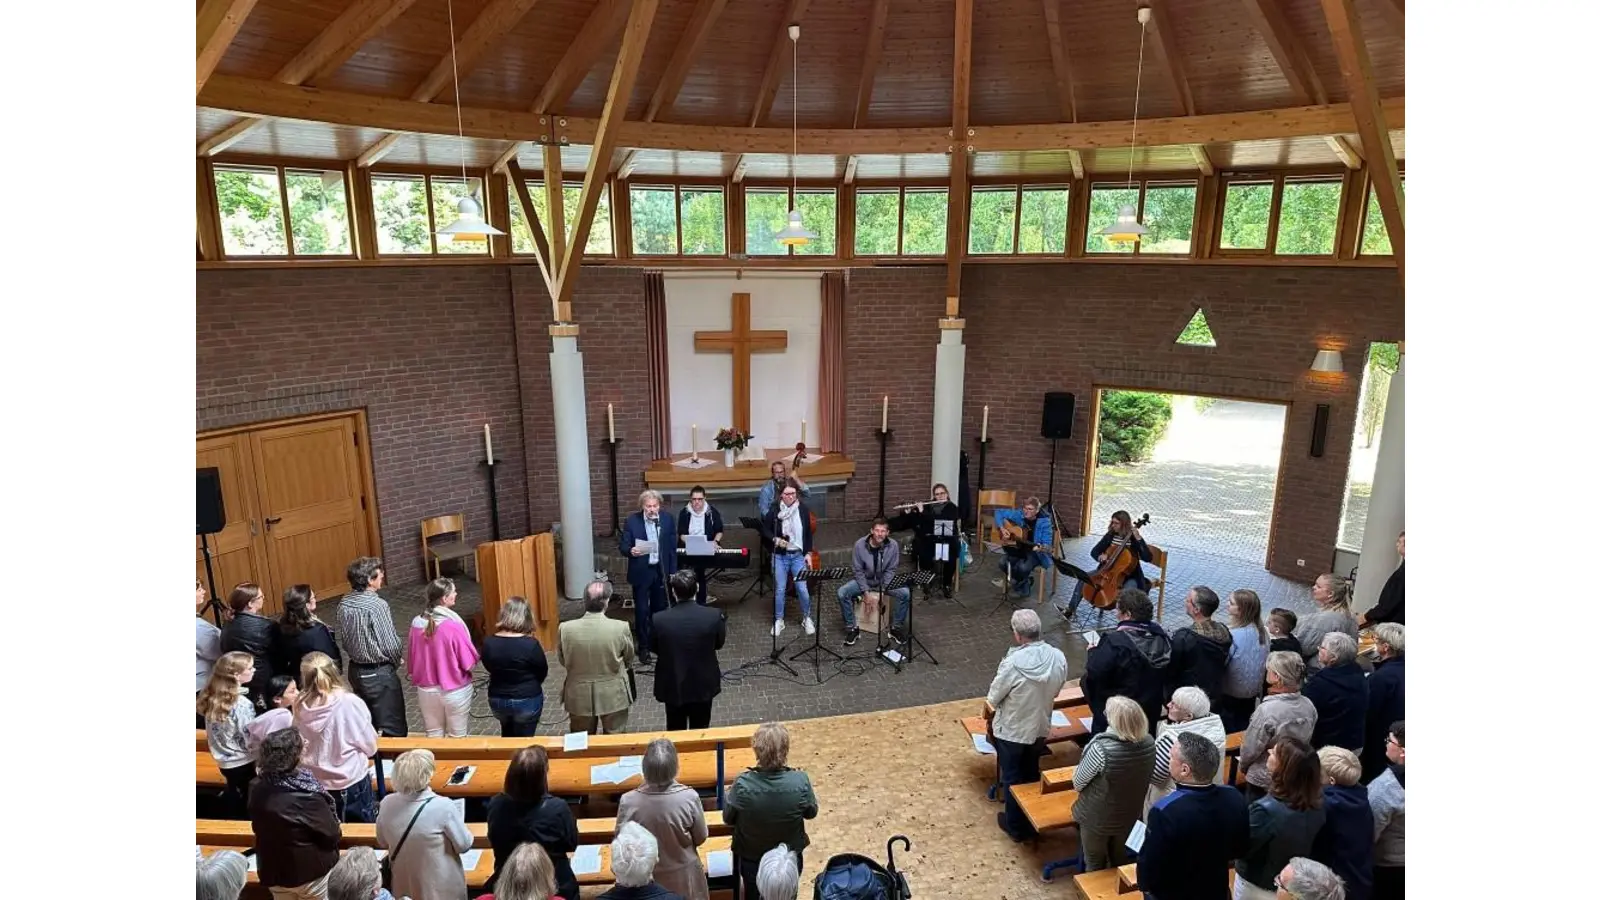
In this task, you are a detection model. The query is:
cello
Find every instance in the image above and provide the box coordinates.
[1079,512,1152,610]
[791,442,821,572]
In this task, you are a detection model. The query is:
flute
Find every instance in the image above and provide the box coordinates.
[891,497,944,511]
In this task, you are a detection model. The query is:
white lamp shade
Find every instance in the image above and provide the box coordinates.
[1097,203,1148,243]
[774,208,817,246]
[435,195,505,240]
[1310,349,1344,373]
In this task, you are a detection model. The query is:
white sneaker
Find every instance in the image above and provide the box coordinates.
[772,619,785,637]
[803,617,816,636]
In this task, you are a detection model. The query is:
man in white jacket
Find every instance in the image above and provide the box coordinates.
[985,608,1068,841]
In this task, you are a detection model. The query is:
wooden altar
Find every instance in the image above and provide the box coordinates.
[644,448,856,497]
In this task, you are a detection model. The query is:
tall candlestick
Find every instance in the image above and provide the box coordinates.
[484,423,494,464]
[881,395,889,432]
[691,424,698,458]
[982,405,989,441]
[607,403,615,442]
[800,419,806,446]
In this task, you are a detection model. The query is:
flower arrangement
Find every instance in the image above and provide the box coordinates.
[714,427,753,453]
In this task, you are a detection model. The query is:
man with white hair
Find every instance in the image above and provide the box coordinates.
[756,844,801,900]
[620,489,678,665]
[1303,632,1369,752]
[1275,856,1347,900]
[599,820,683,899]
[196,850,250,900]
[1361,623,1405,783]
[985,608,1068,842]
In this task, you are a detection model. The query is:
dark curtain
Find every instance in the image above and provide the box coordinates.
[644,272,672,459]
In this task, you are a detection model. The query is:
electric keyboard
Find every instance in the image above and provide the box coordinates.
[676,547,751,569]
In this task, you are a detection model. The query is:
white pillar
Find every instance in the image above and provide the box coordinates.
[930,322,966,495]
[549,329,594,600]
[1354,353,1404,612]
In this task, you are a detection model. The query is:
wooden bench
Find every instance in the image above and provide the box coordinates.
[1008,781,1078,833]
[1072,868,1125,900]
[196,810,730,849]
[194,725,760,760]
[1117,862,1236,894]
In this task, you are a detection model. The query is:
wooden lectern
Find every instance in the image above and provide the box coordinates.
[475,533,559,651]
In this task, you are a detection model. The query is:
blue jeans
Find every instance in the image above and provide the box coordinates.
[772,551,811,620]
[1001,552,1041,593]
[994,736,1043,839]
[337,775,376,823]
[836,580,910,629]
[489,694,544,737]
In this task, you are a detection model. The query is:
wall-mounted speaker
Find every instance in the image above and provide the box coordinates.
[1309,404,1331,458]
[1041,392,1076,440]
[197,467,227,535]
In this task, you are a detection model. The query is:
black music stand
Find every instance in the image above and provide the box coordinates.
[877,570,936,672]
[735,515,769,603]
[789,565,851,682]
[1053,558,1113,636]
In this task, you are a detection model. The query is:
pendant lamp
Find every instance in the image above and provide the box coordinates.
[774,24,817,247]
[434,0,503,242]
[1098,6,1153,244]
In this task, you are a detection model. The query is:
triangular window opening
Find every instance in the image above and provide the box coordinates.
[1176,308,1217,347]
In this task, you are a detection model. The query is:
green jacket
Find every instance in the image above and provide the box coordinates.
[724,767,818,860]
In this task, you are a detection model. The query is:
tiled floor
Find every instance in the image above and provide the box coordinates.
[323,530,1310,737]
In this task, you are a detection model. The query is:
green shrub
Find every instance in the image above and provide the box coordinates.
[1098,391,1173,465]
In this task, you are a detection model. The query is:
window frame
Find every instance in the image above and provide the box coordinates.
[1083,177,1199,257]
[967,184,1021,256]
[740,183,838,257]
[1273,174,1345,258]
[1014,183,1072,256]
[1355,173,1404,259]
[852,186,905,257]
[507,177,618,258]
[625,182,689,258]
[211,161,356,260]
[1214,170,1352,258]
[368,169,499,258]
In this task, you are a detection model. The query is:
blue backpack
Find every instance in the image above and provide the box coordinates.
[814,857,890,900]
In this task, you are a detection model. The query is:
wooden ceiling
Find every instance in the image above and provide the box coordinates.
[196,0,1406,179]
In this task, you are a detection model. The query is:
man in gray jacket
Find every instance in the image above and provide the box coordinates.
[836,518,911,646]
[985,609,1069,841]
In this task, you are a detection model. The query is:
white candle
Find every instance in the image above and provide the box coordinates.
[881,395,889,432]
[982,405,989,441]
[691,424,698,457]
[800,419,806,446]
[607,403,615,442]
[484,423,494,465]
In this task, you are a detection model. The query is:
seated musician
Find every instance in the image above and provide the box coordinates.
[992,496,1053,597]
[836,518,911,647]
[675,485,724,605]
[888,483,959,599]
[756,458,809,517]
[1059,510,1151,619]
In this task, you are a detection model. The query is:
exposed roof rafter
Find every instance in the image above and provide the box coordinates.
[1241,0,1328,106]
[197,0,261,96]
[644,0,728,122]
[747,0,813,129]
[1319,0,1403,275]
[1040,0,1078,122]
[853,0,891,129]
[1147,1,1196,117]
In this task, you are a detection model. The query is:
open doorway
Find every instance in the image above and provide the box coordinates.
[1085,390,1287,565]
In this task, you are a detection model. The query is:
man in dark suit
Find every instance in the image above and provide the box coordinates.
[652,570,727,730]
[619,489,677,667]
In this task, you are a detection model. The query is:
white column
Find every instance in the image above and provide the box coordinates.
[550,329,594,600]
[930,322,966,495]
[1355,353,1404,612]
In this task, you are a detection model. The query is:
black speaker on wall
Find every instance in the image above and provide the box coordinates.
[1041,392,1076,440]
[197,467,227,535]
[1309,404,1331,458]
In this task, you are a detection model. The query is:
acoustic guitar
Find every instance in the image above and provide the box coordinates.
[1079,512,1153,610]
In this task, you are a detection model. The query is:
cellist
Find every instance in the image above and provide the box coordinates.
[1058,510,1152,619]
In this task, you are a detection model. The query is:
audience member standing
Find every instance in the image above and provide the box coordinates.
[479,843,559,900]
[1219,589,1270,733]
[1303,633,1369,752]
[1268,608,1303,656]
[1166,586,1234,703]
[1368,721,1406,900]
[1311,748,1374,900]
[985,609,1069,843]
[1360,624,1405,784]
[198,650,259,818]
[598,822,686,900]
[1147,686,1228,812]
[1082,588,1171,734]
[1138,732,1249,900]
[487,746,580,900]
[197,849,249,900]
[1274,858,1348,900]
[295,651,380,823]
[652,570,727,730]
[559,581,636,735]
[725,723,819,900]
[1357,531,1404,628]
[250,728,341,900]
[407,577,480,738]
[246,675,299,758]
[1234,737,1327,900]
[197,579,223,695]
[376,749,473,900]
[1072,696,1157,871]
[336,557,408,737]
[273,585,341,684]
[621,490,678,665]
[482,596,549,737]
[1295,575,1359,672]
[1238,652,1318,803]
[220,582,278,712]
[325,847,384,900]
[618,739,710,900]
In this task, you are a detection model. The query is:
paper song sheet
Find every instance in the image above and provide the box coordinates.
[564,731,590,752]
[1051,710,1070,728]
[707,849,734,878]
[971,733,996,755]
[571,845,603,875]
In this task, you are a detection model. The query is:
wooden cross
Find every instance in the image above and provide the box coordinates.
[693,292,788,435]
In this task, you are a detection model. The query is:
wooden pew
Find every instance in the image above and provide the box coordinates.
[195,725,760,761]
[958,707,1090,746]
[1008,781,1078,833]
[195,810,730,849]
[1116,862,1237,894]
[1072,868,1125,900]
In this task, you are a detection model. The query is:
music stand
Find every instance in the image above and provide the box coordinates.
[735,516,768,604]
[876,570,936,672]
[788,565,851,683]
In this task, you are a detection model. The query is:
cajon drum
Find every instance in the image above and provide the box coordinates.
[856,590,885,635]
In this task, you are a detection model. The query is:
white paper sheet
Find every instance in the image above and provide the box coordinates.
[453,797,466,819]
[1079,717,1094,731]
[1083,630,1101,648]
[459,849,484,871]
[971,733,996,755]
[1125,818,1147,853]
[685,534,716,556]
[366,759,396,780]
[634,539,658,555]
[571,845,603,875]
[934,543,949,562]
[672,456,714,469]
[1051,710,1070,728]
[707,849,734,878]
[882,648,904,664]
[564,731,590,752]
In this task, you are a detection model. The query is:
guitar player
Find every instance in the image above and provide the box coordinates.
[1058,510,1152,620]
[992,497,1054,597]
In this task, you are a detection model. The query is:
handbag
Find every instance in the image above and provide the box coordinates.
[381,796,433,890]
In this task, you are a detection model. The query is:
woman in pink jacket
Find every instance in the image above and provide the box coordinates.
[409,578,481,738]
[295,651,380,822]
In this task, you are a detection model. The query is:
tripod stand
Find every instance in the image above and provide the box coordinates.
[199,532,224,627]
[789,565,851,683]
[877,570,936,672]
[735,516,768,604]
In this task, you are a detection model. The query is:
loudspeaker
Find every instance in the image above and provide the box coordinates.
[197,467,227,535]
[1309,404,1331,458]
[1041,392,1076,440]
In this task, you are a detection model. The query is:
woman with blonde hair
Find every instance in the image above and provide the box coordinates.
[1295,575,1359,671]
[199,650,259,817]
[482,596,549,737]
[481,843,560,900]
[1072,695,1157,871]
[295,651,379,823]
[377,749,474,900]
[407,577,480,738]
[1218,588,1270,733]
[220,582,278,711]
[618,739,710,900]
[726,723,818,900]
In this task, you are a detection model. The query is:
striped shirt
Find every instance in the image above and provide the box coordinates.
[336,589,403,666]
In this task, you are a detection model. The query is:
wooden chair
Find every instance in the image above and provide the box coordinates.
[1146,543,1169,619]
[1034,522,1066,603]
[421,514,475,580]
[976,489,1016,557]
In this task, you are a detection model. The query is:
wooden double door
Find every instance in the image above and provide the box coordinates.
[197,412,381,616]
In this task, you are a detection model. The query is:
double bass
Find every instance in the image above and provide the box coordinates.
[791,442,821,572]
[1079,513,1152,610]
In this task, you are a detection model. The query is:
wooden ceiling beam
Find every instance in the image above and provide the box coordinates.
[731,155,750,182]
[1240,0,1328,106]
[197,0,261,96]
[1068,149,1084,180]
[615,149,640,179]
[552,0,659,317]
[1040,0,1078,122]
[543,145,568,271]
[946,0,973,305]
[748,0,813,129]
[853,0,890,129]
[843,155,859,184]
[506,159,556,296]
[1319,0,1403,275]
[200,75,1405,155]
[1373,0,1404,33]
[1147,1,1196,117]
[533,0,629,115]
[644,0,728,122]
[1189,144,1214,176]
[1326,134,1363,169]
